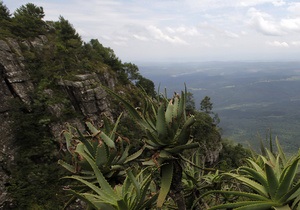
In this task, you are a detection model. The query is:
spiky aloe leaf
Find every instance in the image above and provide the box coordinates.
[159,150,173,160]
[291,194,300,209]
[102,85,153,131]
[164,142,199,154]
[276,137,287,166]
[124,146,144,164]
[145,129,164,147]
[142,159,156,166]
[177,90,186,120]
[82,193,119,209]
[138,193,159,210]
[116,145,130,164]
[58,160,77,173]
[157,163,173,208]
[175,115,195,145]
[274,155,282,178]
[273,205,292,210]
[116,199,128,210]
[156,103,168,142]
[165,99,174,125]
[66,190,111,209]
[95,143,108,166]
[109,113,123,140]
[265,163,279,198]
[86,122,100,137]
[85,122,116,149]
[226,173,269,197]
[239,166,268,190]
[202,190,270,201]
[122,175,131,199]
[126,170,141,197]
[75,143,118,199]
[276,158,300,200]
[208,201,276,210]
[246,159,266,177]
[136,181,153,209]
[76,128,95,157]
[282,182,300,202]
[64,176,115,203]
[64,130,75,155]
[259,136,267,157]
[102,114,112,135]
[172,96,180,120]
[265,149,276,165]
[98,130,115,149]
[235,202,280,210]
[136,171,154,208]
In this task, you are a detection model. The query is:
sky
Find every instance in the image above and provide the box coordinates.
[3,0,300,63]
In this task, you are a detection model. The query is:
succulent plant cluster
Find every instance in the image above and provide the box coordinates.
[59,114,143,181]
[203,139,300,210]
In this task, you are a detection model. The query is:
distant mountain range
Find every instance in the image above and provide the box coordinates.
[138,61,300,154]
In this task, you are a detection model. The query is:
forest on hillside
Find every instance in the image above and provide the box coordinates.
[139,61,300,154]
[1,2,300,210]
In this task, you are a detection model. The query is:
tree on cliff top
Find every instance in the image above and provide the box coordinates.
[0,1,10,20]
[12,3,46,38]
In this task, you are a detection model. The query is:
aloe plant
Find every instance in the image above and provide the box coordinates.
[59,113,143,180]
[58,114,144,208]
[103,85,199,209]
[181,150,237,210]
[64,143,158,210]
[203,139,300,210]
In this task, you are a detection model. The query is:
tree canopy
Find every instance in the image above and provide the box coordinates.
[12,3,46,37]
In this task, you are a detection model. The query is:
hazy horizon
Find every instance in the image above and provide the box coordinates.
[138,61,300,153]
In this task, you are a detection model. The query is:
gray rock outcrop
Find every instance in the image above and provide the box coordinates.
[0,37,116,208]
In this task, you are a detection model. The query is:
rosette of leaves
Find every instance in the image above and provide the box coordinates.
[103,85,199,209]
[64,143,158,210]
[203,139,300,210]
[59,113,144,182]
[181,151,232,209]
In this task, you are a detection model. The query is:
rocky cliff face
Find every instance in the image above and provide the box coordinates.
[0,38,34,207]
[0,37,117,208]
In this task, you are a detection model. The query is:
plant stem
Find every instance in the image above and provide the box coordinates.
[170,159,186,210]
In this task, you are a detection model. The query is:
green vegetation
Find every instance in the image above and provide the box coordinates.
[203,139,300,209]
[60,86,300,209]
[1,2,300,209]
[1,2,155,209]
[8,98,64,209]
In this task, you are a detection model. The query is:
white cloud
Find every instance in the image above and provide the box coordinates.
[267,41,289,47]
[166,26,199,36]
[133,34,149,41]
[247,8,284,36]
[146,25,188,45]
[291,41,300,46]
[238,0,285,7]
[113,41,127,46]
[280,18,300,32]
[287,2,300,15]
[272,0,286,6]
[224,30,240,38]
[185,0,285,10]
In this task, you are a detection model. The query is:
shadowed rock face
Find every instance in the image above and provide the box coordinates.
[0,38,34,208]
[0,37,116,208]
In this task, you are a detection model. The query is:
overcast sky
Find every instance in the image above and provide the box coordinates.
[4,0,300,63]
